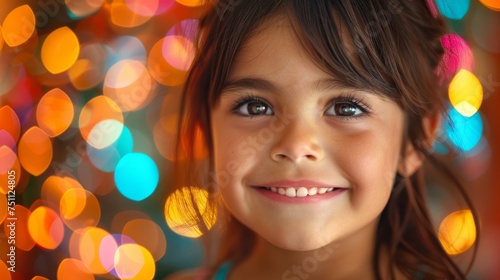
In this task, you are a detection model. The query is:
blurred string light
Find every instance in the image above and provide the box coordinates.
[66,0,104,19]
[114,243,156,279]
[59,188,101,231]
[164,186,217,238]
[1,5,36,47]
[114,152,159,201]
[110,0,159,28]
[440,34,474,80]
[79,95,124,146]
[36,88,74,137]
[68,43,107,90]
[435,0,470,20]
[103,59,154,111]
[448,69,483,117]
[18,126,53,176]
[0,262,11,280]
[0,106,21,142]
[438,209,477,255]
[41,27,80,74]
[27,206,64,250]
[57,258,94,280]
[479,0,500,11]
[445,107,483,152]
[176,0,205,7]
[87,121,133,172]
[0,146,20,193]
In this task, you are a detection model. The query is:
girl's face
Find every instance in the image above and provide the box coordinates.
[211,21,406,251]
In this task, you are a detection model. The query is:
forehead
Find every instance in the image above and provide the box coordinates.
[229,17,330,84]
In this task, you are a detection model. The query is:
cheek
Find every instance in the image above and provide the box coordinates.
[211,124,256,188]
[334,128,403,207]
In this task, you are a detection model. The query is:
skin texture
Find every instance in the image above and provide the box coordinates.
[208,19,413,280]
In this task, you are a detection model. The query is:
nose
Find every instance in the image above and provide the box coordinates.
[270,119,324,163]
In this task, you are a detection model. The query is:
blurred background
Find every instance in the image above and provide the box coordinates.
[0,0,498,279]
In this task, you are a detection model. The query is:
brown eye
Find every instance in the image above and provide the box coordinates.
[334,103,359,116]
[325,101,364,117]
[234,99,273,116]
[248,102,269,115]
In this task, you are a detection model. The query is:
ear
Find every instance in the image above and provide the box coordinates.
[398,114,440,176]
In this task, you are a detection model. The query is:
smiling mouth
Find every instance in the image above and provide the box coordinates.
[257,187,341,198]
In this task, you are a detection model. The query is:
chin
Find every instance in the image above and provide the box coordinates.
[263,230,334,252]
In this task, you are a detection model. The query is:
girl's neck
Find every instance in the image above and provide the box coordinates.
[228,221,388,280]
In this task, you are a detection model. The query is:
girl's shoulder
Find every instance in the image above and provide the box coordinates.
[164,267,211,280]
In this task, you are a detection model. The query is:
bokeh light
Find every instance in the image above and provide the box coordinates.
[0,130,16,151]
[0,106,21,142]
[165,186,217,238]
[0,194,7,224]
[148,37,190,86]
[0,261,11,280]
[0,25,4,53]
[1,5,36,47]
[28,206,64,250]
[114,243,156,280]
[435,0,470,20]
[439,209,477,255]
[78,227,110,274]
[448,69,483,117]
[18,126,53,176]
[110,0,158,27]
[57,258,94,280]
[6,205,35,251]
[41,176,84,209]
[66,0,104,18]
[440,34,474,80]
[41,27,80,74]
[175,0,204,7]
[68,43,107,90]
[106,36,147,65]
[445,107,483,152]
[60,188,101,231]
[103,59,154,111]
[0,146,21,193]
[162,35,195,72]
[36,88,74,137]
[114,153,159,201]
[79,95,124,146]
[122,219,167,260]
[479,0,500,11]
[87,121,133,172]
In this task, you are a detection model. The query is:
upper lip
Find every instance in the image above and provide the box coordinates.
[255,179,338,189]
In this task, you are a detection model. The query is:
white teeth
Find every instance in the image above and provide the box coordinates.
[308,187,317,196]
[285,188,296,197]
[267,186,340,197]
[296,187,308,197]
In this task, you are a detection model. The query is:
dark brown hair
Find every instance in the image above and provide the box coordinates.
[169,0,479,279]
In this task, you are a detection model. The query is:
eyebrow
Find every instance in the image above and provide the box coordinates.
[220,77,365,96]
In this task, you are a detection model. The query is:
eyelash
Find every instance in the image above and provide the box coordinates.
[326,94,372,120]
[230,94,271,118]
[230,93,372,119]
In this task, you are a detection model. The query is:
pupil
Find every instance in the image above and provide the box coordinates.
[337,104,356,116]
[249,102,267,115]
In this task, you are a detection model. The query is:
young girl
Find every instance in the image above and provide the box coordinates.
[167,0,479,279]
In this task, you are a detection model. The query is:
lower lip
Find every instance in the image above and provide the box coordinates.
[253,187,347,203]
